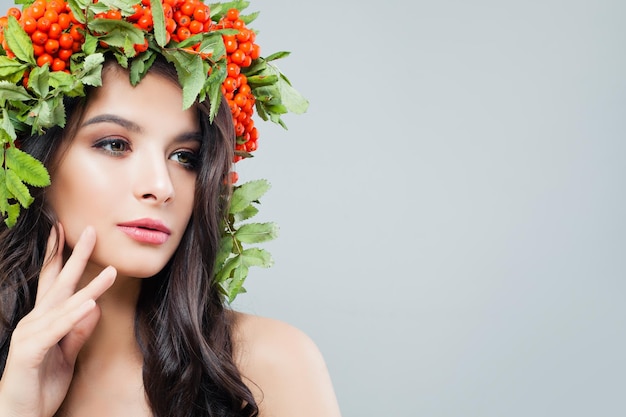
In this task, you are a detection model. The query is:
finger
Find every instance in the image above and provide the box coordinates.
[36,226,97,309]
[59,302,101,364]
[36,224,64,304]
[21,266,116,354]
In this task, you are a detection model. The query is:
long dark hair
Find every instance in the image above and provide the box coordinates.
[0,57,258,417]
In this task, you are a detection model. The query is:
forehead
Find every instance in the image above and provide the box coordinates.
[79,66,199,132]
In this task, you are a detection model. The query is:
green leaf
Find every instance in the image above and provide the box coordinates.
[78,53,105,86]
[264,51,290,62]
[29,99,54,129]
[1,109,17,141]
[4,146,51,188]
[28,64,50,98]
[240,247,273,268]
[214,235,234,271]
[89,19,145,48]
[277,72,309,114]
[229,179,271,214]
[209,0,250,21]
[234,222,278,244]
[246,74,278,88]
[0,57,28,82]
[83,33,98,55]
[50,97,67,128]
[0,167,8,214]
[130,49,157,85]
[164,49,204,110]
[3,202,20,227]
[204,61,226,121]
[239,11,259,25]
[217,247,273,302]
[233,204,259,223]
[67,0,88,24]
[0,81,34,102]
[96,0,137,15]
[5,168,34,208]
[5,16,36,65]
[150,0,167,47]
[49,71,84,96]
[224,258,248,303]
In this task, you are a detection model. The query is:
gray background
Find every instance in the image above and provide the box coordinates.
[3,0,624,415]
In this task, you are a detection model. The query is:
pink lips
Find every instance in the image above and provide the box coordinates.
[117,218,171,245]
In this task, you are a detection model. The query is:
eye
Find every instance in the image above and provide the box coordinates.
[170,150,199,170]
[93,138,130,155]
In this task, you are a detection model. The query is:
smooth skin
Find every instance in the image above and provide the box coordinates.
[0,67,341,417]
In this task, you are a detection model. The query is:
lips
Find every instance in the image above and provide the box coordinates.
[117,218,171,245]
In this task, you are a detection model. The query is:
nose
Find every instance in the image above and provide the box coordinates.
[133,151,175,205]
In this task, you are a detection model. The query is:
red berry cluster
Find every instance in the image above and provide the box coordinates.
[0,0,85,73]
[215,8,261,163]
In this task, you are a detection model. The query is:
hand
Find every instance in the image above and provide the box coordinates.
[0,225,116,417]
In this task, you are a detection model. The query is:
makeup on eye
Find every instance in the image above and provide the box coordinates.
[169,149,199,170]
[92,137,131,155]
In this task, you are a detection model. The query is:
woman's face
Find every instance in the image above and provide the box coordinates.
[46,66,201,278]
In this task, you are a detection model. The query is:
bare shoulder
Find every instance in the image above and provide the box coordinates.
[231,312,342,417]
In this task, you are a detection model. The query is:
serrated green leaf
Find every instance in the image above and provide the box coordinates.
[5,16,36,65]
[209,0,250,21]
[0,57,28,81]
[4,202,20,227]
[28,65,50,98]
[233,204,259,223]
[0,81,34,102]
[5,146,51,187]
[235,222,278,244]
[89,19,145,48]
[205,61,226,121]
[130,50,156,85]
[1,109,17,141]
[113,50,129,67]
[83,34,98,55]
[240,247,273,268]
[226,260,248,303]
[97,0,138,15]
[49,71,83,96]
[0,168,8,214]
[240,11,259,25]
[5,168,33,208]
[29,99,54,128]
[264,51,290,62]
[216,246,273,303]
[277,73,309,114]
[67,0,87,24]
[78,53,104,86]
[215,235,234,271]
[164,49,204,110]
[50,97,66,128]
[150,0,167,47]
[229,179,271,214]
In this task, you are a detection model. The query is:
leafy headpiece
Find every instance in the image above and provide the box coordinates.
[0,0,308,301]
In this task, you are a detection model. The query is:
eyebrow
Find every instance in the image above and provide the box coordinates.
[81,114,143,132]
[80,114,202,143]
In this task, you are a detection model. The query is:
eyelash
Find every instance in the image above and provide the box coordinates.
[171,150,199,170]
[93,138,199,170]
[93,137,130,155]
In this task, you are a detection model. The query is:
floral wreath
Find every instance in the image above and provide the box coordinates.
[0,0,308,302]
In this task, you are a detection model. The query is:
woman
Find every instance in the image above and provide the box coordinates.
[0,1,341,416]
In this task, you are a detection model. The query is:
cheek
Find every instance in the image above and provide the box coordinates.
[47,155,113,244]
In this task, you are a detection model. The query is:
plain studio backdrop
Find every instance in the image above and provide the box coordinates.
[2,0,625,416]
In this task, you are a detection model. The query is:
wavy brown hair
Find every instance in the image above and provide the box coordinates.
[0,57,258,417]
